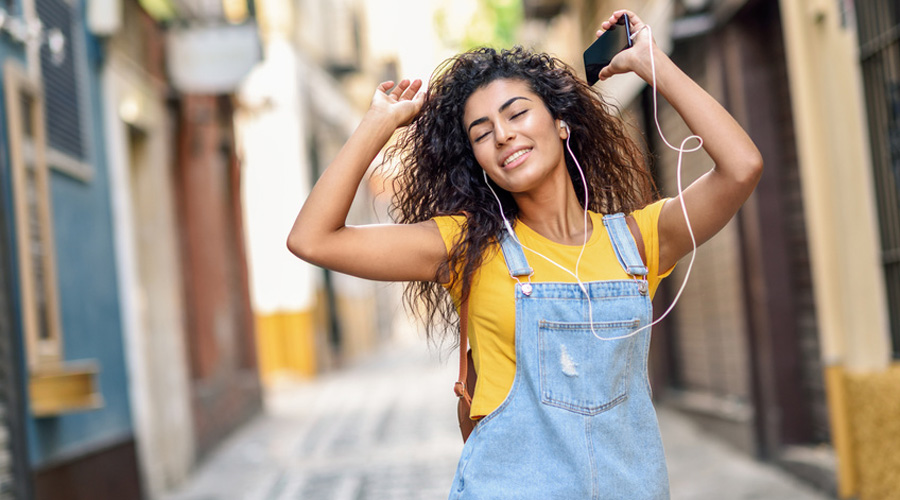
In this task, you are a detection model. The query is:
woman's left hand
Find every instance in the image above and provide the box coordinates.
[593,12,763,272]
[596,9,658,83]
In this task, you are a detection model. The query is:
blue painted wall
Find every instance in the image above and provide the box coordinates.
[0,1,135,466]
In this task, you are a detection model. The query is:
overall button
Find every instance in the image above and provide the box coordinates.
[521,282,533,296]
[638,280,649,295]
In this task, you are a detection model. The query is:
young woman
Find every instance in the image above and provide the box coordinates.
[288,9,762,499]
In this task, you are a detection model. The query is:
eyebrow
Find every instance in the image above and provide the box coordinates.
[466,96,532,134]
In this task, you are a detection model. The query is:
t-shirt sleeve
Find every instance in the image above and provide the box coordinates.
[431,215,467,297]
[630,199,674,297]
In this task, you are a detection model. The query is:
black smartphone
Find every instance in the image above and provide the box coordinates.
[583,13,632,86]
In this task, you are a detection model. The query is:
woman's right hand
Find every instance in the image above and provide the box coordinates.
[288,76,447,283]
[369,79,426,128]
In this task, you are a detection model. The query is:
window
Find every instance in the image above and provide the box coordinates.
[4,60,62,369]
[4,60,100,416]
[856,1,900,356]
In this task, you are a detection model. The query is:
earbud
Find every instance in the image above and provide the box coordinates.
[560,120,569,132]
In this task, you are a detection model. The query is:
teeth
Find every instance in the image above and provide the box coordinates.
[503,149,531,166]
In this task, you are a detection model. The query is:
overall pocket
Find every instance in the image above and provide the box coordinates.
[538,319,639,415]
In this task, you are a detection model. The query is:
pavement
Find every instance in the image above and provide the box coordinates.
[162,334,833,500]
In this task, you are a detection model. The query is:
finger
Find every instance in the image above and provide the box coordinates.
[377,81,395,93]
[597,9,631,36]
[620,10,645,28]
[613,9,646,32]
[411,91,426,112]
[400,79,423,100]
[598,11,646,45]
[598,67,612,82]
[606,10,643,29]
[390,79,410,98]
[598,56,624,82]
[608,12,622,26]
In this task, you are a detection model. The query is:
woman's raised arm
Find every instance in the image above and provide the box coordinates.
[598,10,764,272]
[287,79,448,282]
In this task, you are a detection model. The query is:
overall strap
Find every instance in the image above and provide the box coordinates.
[497,229,534,278]
[603,213,649,277]
[455,230,532,416]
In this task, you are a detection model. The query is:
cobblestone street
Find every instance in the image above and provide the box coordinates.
[164,333,462,500]
[164,335,832,500]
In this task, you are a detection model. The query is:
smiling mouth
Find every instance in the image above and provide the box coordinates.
[503,148,532,167]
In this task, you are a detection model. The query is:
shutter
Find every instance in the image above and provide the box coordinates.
[660,37,754,407]
[0,233,22,500]
[36,0,85,159]
[0,302,30,500]
[856,1,900,357]
[0,366,13,500]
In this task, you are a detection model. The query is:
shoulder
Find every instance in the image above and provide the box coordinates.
[432,215,467,250]
[628,198,668,237]
[628,199,675,279]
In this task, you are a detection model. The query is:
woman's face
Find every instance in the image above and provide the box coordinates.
[462,78,568,194]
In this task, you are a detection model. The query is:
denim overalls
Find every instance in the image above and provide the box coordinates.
[449,213,670,499]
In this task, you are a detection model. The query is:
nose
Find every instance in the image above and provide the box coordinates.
[494,122,515,147]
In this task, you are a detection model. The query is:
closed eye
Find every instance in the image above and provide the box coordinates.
[474,111,527,142]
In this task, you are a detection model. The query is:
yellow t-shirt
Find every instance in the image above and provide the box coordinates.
[434,198,672,418]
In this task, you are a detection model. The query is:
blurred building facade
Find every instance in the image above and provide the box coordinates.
[522,0,899,498]
[102,2,195,497]
[0,0,263,498]
[237,0,413,383]
[165,17,262,474]
[0,0,143,498]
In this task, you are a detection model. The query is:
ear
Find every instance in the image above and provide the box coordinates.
[558,119,569,140]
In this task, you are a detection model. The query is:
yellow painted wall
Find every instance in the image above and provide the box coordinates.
[825,365,857,498]
[256,310,317,381]
[256,292,385,381]
[844,364,900,500]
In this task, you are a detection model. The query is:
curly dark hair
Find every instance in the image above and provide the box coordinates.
[381,46,657,345]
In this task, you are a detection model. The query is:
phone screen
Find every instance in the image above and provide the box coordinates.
[583,15,632,86]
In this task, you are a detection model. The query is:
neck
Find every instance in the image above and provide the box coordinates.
[513,169,591,246]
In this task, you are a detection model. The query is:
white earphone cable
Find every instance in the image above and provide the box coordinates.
[620,24,700,340]
[484,23,699,340]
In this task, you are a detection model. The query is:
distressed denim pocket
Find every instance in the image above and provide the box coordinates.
[538,319,639,415]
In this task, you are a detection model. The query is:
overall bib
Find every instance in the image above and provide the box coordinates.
[449,213,670,499]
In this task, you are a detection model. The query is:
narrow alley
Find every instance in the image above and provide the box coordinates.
[1,2,897,499]
[163,333,831,500]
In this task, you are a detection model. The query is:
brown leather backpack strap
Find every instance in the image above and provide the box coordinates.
[454,298,473,405]
[625,215,647,267]
[457,349,477,442]
[455,297,477,442]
